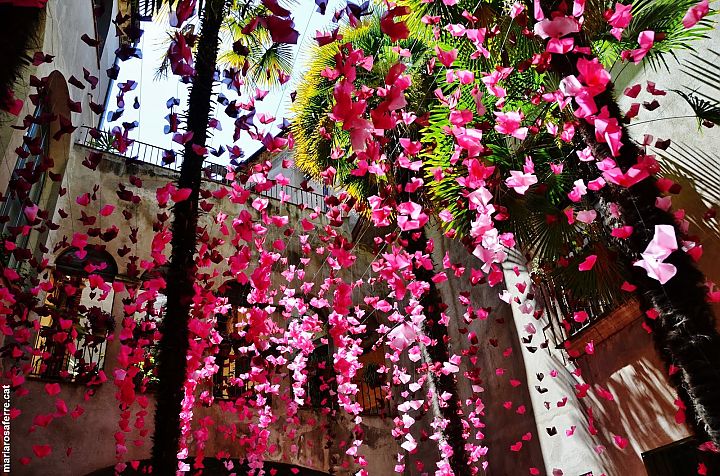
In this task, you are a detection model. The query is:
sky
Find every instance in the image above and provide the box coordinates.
[105,0,344,164]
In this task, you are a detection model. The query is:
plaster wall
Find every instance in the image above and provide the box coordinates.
[502,252,606,476]
[8,142,399,475]
[614,24,720,316]
[0,0,120,195]
[494,20,720,476]
[429,228,546,475]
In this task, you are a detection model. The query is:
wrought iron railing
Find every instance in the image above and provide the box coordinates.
[76,126,327,210]
[75,125,211,174]
[29,326,107,383]
[536,275,627,342]
[254,183,328,211]
[355,380,391,416]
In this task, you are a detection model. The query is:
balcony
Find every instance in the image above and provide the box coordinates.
[75,126,327,210]
[535,274,641,356]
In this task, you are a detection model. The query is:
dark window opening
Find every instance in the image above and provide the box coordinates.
[353,346,390,416]
[643,437,720,475]
[132,267,168,393]
[212,281,263,401]
[534,271,629,341]
[304,343,337,410]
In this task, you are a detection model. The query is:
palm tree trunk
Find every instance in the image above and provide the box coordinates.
[151,0,226,473]
[403,228,472,476]
[551,51,720,446]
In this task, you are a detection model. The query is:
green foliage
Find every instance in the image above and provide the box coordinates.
[290,15,433,206]
[217,2,296,91]
[291,0,712,305]
[675,90,720,127]
[592,0,716,70]
[88,130,120,153]
[154,0,296,91]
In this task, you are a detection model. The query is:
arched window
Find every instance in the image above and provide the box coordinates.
[352,311,393,416]
[30,247,117,383]
[352,346,388,416]
[2,71,73,269]
[302,333,389,414]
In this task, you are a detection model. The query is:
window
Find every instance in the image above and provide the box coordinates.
[0,105,50,267]
[132,268,168,393]
[353,346,389,416]
[533,270,627,341]
[302,343,391,415]
[29,247,117,383]
[213,282,256,400]
[304,342,337,410]
[643,438,720,475]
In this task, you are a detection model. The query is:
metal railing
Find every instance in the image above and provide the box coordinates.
[536,275,627,342]
[355,380,391,416]
[76,125,205,174]
[253,183,328,211]
[29,327,107,383]
[76,126,328,210]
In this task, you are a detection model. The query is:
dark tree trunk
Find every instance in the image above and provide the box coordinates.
[551,52,720,446]
[402,228,471,476]
[150,0,226,473]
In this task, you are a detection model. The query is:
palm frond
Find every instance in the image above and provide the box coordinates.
[548,240,628,310]
[216,1,297,91]
[674,89,720,127]
[593,0,716,70]
[655,142,720,208]
[139,0,202,16]
[290,15,433,207]
[154,24,197,81]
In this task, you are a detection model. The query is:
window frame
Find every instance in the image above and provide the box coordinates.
[29,247,117,384]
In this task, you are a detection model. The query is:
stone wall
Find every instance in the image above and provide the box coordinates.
[0,0,120,192]
[8,141,400,475]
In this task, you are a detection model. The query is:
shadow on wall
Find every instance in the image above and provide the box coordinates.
[657,143,720,243]
[434,236,547,475]
[576,320,690,475]
[656,143,720,317]
[85,459,331,476]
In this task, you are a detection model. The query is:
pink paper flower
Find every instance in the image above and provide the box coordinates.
[634,225,678,284]
[605,3,632,39]
[682,0,709,28]
[534,16,580,39]
[505,171,538,194]
[494,111,528,140]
